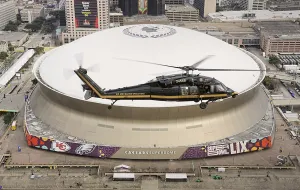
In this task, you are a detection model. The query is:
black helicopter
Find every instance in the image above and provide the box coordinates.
[66,53,263,109]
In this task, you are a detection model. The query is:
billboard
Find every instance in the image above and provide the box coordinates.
[138,0,148,15]
[74,0,98,28]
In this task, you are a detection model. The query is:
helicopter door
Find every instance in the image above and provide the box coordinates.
[189,86,198,95]
[210,85,215,93]
[180,87,189,95]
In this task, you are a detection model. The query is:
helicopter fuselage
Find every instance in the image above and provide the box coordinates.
[75,68,238,103]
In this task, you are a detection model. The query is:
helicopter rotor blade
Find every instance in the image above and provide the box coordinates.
[86,64,100,72]
[194,68,265,72]
[114,57,181,70]
[63,68,75,80]
[74,52,84,68]
[191,55,214,68]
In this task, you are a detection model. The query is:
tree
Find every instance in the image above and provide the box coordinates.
[3,112,14,125]
[0,52,8,60]
[8,42,14,52]
[35,46,44,54]
[31,78,38,85]
[25,23,41,32]
[263,76,276,90]
[269,55,280,65]
[3,20,18,31]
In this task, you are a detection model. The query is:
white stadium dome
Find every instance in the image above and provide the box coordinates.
[35,24,263,108]
[26,24,272,158]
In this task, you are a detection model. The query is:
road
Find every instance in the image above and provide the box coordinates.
[247,47,278,71]
[23,31,53,49]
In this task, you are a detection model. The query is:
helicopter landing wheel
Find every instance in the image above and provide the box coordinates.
[108,100,118,110]
[232,94,237,98]
[194,99,200,103]
[199,102,207,109]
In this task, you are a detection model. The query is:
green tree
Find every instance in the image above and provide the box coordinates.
[35,46,44,54]
[3,20,18,31]
[8,42,14,52]
[3,112,14,125]
[31,78,38,85]
[0,52,8,60]
[269,55,280,65]
[25,23,41,32]
[263,76,275,90]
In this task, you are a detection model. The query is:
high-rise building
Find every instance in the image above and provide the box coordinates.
[62,0,109,44]
[193,0,216,18]
[165,0,184,4]
[118,0,138,16]
[59,9,66,26]
[20,5,45,23]
[148,0,165,16]
[218,0,267,10]
[0,0,16,29]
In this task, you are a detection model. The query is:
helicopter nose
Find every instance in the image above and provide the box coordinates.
[227,88,238,98]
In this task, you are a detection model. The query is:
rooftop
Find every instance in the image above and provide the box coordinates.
[0,31,28,42]
[255,21,300,38]
[0,0,13,4]
[208,10,300,22]
[181,22,255,33]
[166,4,198,12]
[124,15,169,23]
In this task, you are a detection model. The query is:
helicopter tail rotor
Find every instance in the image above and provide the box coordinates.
[63,52,100,80]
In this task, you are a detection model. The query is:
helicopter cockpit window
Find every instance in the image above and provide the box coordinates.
[148,78,157,83]
[215,84,226,92]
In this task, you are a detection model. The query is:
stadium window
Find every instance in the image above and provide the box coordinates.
[234,39,238,44]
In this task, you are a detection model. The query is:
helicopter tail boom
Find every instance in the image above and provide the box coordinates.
[74,69,105,99]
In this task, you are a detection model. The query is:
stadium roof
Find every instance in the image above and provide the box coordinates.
[34,24,263,108]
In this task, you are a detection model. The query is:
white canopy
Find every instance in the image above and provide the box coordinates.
[0,49,35,88]
[113,173,135,180]
[165,173,187,179]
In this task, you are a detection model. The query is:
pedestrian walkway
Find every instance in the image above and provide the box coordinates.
[141,179,158,190]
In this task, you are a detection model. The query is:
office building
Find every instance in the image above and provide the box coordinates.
[123,15,169,25]
[20,5,45,23]
[165,4,199,22]
[255,22,300,56]
[182,22,259,48]
[118,0,138,16]
[208,10,300,22]
[109,0,118,11]
[216,0,267,10]
[62,0,109,44]
[193,0,216,18]
[0,31,29,47]
[148,0,165,16]
[165,0,184,4]
[269,0,300,11]
[109,12,124,27]
[59,9,66,26]
[0,0,16,29]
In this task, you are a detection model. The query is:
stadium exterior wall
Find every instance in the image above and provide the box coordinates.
[24,104,273,160]
[24,83,273,160]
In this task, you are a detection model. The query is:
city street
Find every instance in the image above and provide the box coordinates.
[23,31,52,49]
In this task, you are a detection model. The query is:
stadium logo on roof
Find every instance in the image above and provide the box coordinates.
[123,25,176,38]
